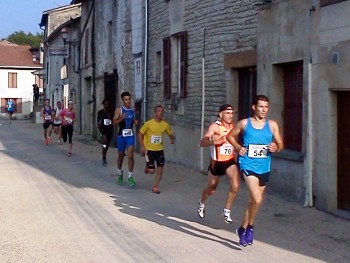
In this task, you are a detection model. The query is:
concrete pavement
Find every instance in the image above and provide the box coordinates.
[0,119,349,263]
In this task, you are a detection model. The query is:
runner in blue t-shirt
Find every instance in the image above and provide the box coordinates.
[7,99,15,123]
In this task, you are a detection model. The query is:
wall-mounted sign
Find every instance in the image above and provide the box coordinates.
[48,46,68,57]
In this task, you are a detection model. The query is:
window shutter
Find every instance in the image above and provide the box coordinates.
[16,98,22,113]
[163,36,171,99]
[1,99,6,113]
[284,62,303,152]
[180,31,187,98]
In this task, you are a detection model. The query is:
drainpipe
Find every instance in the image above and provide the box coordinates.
[91,0,97,137]
[304,62,313,207]
[200,27,206,171]
[142,0,148,124]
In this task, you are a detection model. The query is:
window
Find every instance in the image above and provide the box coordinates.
[238,67,257,120]
[283,62,303,152]
[155,51,162,81]
[320,0,347,7]
[163,31,187,99]
[84,28,90,65]
[8,72,17,88]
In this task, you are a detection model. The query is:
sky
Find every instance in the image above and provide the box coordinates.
[0,0,72,39]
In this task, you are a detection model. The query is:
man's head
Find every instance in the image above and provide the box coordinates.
[57,101,62,109]
[68,100,74,108]
[154,105,164,120]
[44,99,50,106]
[252,95,269,119]
[218,104,234,124]
[121,91,131,107]
[102,98,110,110]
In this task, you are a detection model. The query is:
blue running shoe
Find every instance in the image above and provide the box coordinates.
[245,225,254,245]
[236,226,247,247]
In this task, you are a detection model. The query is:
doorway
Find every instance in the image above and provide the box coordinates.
[338,91,350,210]
[104,70,118,113]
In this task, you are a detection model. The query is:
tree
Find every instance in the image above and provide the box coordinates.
[6,31,43,49]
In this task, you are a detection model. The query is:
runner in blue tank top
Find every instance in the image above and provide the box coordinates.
[227,95,284,247]
[113,91,139,187]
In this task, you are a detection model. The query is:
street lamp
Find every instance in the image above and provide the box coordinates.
[61,27,68,45]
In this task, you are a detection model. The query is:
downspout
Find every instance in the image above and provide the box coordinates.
[304,62,313,207]
[91,0,97,137]
[304,6,316,207]
[142,0,148,124]
[200,27,206,171]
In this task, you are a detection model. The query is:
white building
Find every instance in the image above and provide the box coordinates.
[0,41,42,119]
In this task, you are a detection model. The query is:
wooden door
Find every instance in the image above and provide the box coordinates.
[338,91,350,210]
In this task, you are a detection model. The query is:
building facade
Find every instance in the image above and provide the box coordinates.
[0,41,43,119]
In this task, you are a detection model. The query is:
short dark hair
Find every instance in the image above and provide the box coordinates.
[253,95,269,106]
[121,91,131,99]
[154,105,163,112]
[102,98,110,105]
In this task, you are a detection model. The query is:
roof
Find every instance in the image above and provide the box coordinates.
[0,44,42,68]
[40,4,81,27]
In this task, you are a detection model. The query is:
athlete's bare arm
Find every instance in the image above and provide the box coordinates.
[113,108,124,126]
[268,120,284,152]
[226,119,248,156]
[40,107,45,117]
[138,131,146,156]
[200,123,226,147]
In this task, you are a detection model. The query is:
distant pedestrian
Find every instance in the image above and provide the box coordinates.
[33,84,39,105]
[60,100,76,157]
[97,99,114,166]
[197,104,240,224]
[52,101,63,144]
[138,105,174,194]
[6,99,15,124]
[226,95,284,247]
[113,92,138,187]
[40,99,53,145]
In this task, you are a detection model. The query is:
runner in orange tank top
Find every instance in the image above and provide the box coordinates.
[197,104,240,224]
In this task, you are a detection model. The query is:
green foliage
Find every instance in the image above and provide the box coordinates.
[6,31,43,49]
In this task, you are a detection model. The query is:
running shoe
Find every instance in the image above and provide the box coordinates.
[144,165,149,174]
[223,209,233,224]
[48,137,52,143]
[57,140,63,145]
[152,187,160,194]
[44,139,48,146]
[245,225,254,245]
[117,170,123,185]
[236,226,247,247]
[197,202,205,218]
[102,159,107,167]
[67,152,72,157]
[128,177,136,187]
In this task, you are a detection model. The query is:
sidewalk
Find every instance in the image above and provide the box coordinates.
[2,119,350,262]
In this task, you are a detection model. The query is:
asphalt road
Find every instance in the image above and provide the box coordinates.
[0,120,349,263]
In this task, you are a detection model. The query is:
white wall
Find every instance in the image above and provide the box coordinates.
[0,68,39,118]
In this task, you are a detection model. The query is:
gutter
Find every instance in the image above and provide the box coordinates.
[142,0,148,123]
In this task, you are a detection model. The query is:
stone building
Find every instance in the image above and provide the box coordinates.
[257,0,350,213]
[40,4,81,128]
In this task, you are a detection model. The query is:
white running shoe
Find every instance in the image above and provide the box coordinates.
[223,209,232,224]
[197,203,205,218]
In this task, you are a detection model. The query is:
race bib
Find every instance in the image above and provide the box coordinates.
[248,144,268,158]
[45,115,51,120]
[65,117,73,124]
[104,119,112,125]
[151,135,162,144]
[219,143,234,155]
[122,129,133,137]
